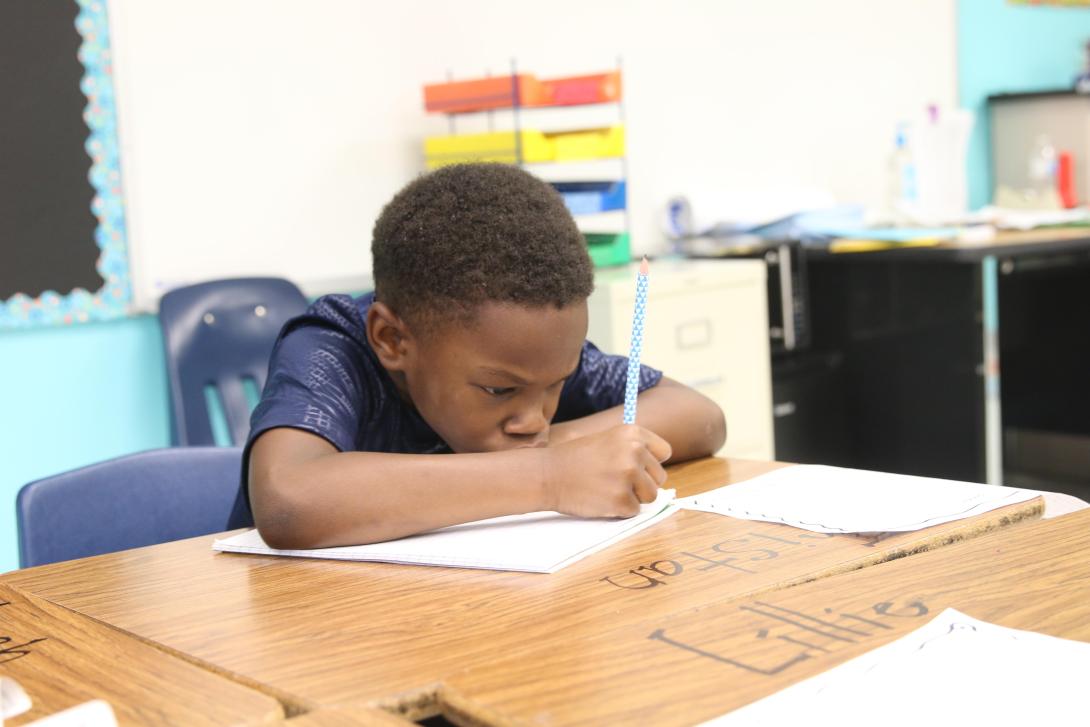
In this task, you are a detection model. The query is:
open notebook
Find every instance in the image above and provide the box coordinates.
[214,489,676,573]
[677,465,1037,534]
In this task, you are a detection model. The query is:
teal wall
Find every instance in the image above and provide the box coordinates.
[0,315,171,573]
[959,0,1090,209]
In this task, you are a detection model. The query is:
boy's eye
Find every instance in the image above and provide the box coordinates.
[480,385,516,397]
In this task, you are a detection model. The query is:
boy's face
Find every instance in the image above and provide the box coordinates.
[396,301,588,453]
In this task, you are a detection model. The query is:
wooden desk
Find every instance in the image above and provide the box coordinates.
[442,507,1090,726]
[0,583,282,726]
[2,458,1043,720]
[277,707,413,726]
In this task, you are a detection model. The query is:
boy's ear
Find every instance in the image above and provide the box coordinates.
[366,301,414,371]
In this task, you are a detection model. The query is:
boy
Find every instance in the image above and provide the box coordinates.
[246,163,726,549]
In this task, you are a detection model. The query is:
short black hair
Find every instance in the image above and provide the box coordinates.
[372,163,594,330]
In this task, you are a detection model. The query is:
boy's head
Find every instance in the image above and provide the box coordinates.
[372,163,593,330]
[368,163,595,453]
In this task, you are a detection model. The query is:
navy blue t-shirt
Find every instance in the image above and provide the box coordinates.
[233,293,662,522]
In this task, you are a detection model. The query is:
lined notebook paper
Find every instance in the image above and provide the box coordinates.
[214,489,676,573]
[706,609,1090,725]
[677,465,1036,534]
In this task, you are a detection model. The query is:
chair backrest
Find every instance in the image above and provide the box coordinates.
[159,277,308,446]
[16,447,250,568]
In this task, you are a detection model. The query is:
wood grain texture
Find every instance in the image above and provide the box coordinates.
[276,707,413,726]
[2,458,1042,716]
[442,508,1090,727]
[0,583,283,726]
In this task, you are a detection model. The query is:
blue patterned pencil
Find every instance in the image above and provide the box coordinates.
[623,257,649,425]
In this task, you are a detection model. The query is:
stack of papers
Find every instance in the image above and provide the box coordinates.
[214,489,677,573]
[707,609,1090,725]
[972,203,1090,231]
[677,465,1036,534]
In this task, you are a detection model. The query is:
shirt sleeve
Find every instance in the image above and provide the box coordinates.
[554,340,663,422]
[246,295,375,455]
[235,295,379,526]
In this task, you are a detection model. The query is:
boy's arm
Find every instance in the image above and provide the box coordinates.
[549,377,726,462]
[249,423,671,550]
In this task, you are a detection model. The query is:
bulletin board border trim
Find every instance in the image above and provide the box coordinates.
[0,0,132,330]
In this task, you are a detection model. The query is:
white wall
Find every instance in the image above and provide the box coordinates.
[108,0,957,309]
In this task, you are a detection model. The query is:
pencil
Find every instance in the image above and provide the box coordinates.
[623,256,649,425]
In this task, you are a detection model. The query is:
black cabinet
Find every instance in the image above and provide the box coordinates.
[772,350,851,467]
[998,249,1090,500]
[793,237,1090,497]
[806,257,987,482]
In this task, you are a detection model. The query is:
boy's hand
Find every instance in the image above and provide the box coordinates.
[542,424,672,519]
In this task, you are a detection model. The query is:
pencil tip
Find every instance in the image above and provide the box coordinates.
[640,256,649,275]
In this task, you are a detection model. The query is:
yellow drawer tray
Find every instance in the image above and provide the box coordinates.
[425,126,624,168]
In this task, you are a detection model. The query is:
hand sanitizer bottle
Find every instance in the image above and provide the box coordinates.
[1026,135,1060,210]
[887,125,917,224]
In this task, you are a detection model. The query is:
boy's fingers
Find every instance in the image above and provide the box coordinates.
[617,492,642,518]
[642,448,668,487]
[640,429,673,463]
[633,465,659,504]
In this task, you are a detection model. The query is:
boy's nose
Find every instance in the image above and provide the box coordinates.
[504,406,549,438]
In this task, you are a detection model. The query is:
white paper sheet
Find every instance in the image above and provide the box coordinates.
[25,701,117,727]
[677,465,1036,534]
[214,489,676,573]
[1,677,32,720]
[706,608,1090,726]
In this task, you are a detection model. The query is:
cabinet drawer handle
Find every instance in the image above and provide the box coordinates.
[777,244,797,351]
[676,319,712,349]
[773,401,797,418]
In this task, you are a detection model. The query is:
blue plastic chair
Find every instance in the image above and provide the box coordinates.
[159,278,308,446]
[16,447,251,568]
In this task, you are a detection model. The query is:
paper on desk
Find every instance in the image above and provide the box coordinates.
[214,489,676,573]
[676,465,1036,534]
[969,204,1090,231]
[25,700,117,727]
[1,677,32,719]
[704,608,1090,726]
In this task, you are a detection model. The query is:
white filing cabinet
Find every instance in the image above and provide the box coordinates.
[587,259,774,460]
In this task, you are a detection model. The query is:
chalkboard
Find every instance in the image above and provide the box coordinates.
[0,0,130,328]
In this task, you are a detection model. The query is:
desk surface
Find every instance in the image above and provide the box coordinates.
[688,227,1090,263]
[442,507,1090,726]
[276,707,414,726]
[813,226,1090,263]
[2,458,1043,720]
[0,583,283,726]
